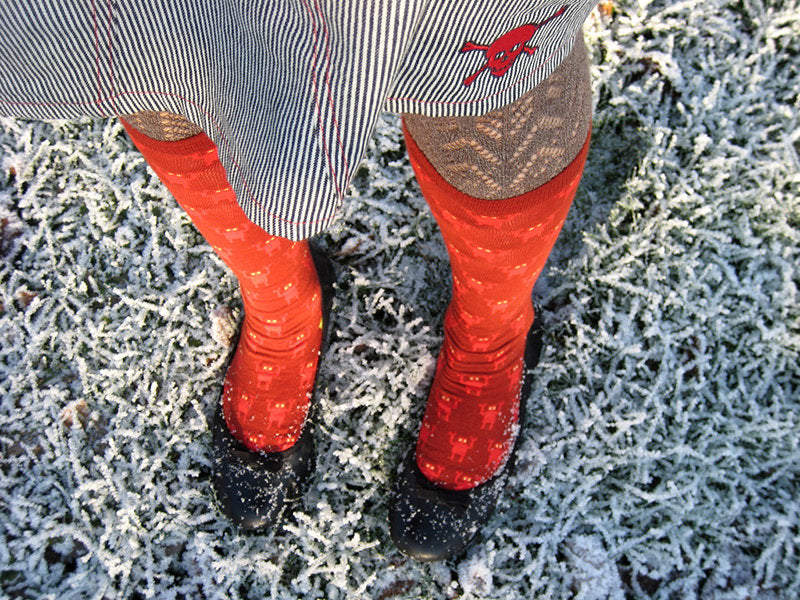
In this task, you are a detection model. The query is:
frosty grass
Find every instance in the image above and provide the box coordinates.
[1,1,798,598]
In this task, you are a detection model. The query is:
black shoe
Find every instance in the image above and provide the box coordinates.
[211,242,335,530]
[389,309,544,561]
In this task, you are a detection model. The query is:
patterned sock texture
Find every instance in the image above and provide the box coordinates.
[405,122,590,490]
[120,111,203,142]
[121,119,322,453]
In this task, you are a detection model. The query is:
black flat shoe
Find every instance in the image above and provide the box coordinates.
[389,309,544,561]
[211,242,335,530]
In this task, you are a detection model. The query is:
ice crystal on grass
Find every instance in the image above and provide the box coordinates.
[564,535,624,600]
[2,1,799,598]
[209,306,237,349]
[457,547,494,597]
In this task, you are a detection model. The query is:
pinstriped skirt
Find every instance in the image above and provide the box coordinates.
[0,1,598,240]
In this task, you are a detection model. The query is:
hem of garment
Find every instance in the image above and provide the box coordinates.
[384,33,579,117]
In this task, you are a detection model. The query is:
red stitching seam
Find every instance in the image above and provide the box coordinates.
[107,0,118,115]
[300,0,342,199]
[386,36,572,106]
[314,0,350,178]
[0,90,336,227]
[91,0,105,116]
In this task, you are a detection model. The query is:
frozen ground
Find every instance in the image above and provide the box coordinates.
[1,1,798,598]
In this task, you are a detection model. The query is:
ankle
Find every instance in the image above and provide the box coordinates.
[445,302,534,348]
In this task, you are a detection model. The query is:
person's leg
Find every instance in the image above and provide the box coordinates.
[392,34,591,559]
[120,114,323,453]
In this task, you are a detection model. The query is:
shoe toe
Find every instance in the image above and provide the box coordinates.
[211,405,314,530]
[389,450,504,561]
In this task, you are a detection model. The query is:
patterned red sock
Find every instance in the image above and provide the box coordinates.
[404,120,590,491]
[121,120,323,453]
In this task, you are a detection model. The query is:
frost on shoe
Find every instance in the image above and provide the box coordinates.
[211,401,315,530]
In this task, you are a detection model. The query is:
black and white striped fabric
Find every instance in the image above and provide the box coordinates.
[0,1,598,240]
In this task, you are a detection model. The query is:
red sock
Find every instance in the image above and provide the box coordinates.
[121,120,323,453]
[404,121,590,490]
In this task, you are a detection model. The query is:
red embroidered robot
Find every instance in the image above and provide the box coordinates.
[460,6,568,85]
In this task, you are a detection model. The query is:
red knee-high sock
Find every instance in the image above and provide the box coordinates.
[121,120,323,453]
[404,121,590,490]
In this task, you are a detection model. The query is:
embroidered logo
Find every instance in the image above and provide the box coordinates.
[460,5,568,86]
